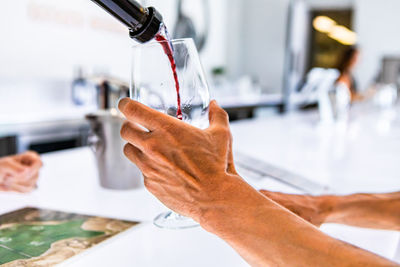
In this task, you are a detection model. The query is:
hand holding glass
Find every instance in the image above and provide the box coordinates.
[131,38,210,229]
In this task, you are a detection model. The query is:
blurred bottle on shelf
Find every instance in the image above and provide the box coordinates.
[71,67,129,110]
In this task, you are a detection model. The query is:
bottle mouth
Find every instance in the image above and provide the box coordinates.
[129,7,163,43]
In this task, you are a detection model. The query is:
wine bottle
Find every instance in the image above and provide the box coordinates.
[90,0,163,43]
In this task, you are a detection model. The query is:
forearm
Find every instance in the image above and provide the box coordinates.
[200,179,397,266]
[323,192,400,230]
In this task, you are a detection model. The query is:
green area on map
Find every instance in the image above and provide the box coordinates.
[0,208,138,266]
[0,219,104,264]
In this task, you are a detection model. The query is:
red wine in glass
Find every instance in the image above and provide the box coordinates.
[155,26,183,120]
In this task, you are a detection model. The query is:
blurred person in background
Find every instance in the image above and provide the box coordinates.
[335,46,362,102]
[0,151,42,193]
[335,46,376,103]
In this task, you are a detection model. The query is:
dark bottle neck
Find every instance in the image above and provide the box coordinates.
[90,0,163,43]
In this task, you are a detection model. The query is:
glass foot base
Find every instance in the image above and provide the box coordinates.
[153,211,200,229]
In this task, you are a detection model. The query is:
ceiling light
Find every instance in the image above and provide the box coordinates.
[328,25,358,45]
[313,16,336,33]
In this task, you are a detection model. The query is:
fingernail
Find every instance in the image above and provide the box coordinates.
[118,98,130,111]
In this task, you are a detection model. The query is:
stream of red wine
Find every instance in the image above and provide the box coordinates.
[155,31,183,120]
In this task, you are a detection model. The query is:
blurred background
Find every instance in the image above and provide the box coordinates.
[0,0,399,155]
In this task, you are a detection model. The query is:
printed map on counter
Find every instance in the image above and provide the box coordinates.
[0,208,139,266]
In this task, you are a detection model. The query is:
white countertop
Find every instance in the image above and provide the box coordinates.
[231,104,400,194]
[216,94,283,109]
[0,103,399,266]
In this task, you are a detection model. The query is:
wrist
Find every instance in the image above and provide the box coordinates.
[323,193,376,224]
[197,174,268,238]
[318,195,338,224]
[197,173,242,235]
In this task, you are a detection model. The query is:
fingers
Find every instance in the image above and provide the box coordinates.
[0,185,8,192]
[119,98,177,131]
[21,171,40,188]
[11,152,42,179]
[120,121,149,149]
[19,151,43,169]
[123,144,164,181]
[3,159,28,176]
[208,100,229,128]
[123,143,146,169]
[5,179,35,193]
[2,172,38,193]
[0,152,41,193]
[208,100,235,173]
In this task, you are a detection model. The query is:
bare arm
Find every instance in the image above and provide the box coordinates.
[119,98,398,267]
[260,191,400,231]
[202,188,398,267]
[328,192,400,230]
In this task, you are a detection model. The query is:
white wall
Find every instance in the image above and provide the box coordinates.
[0,0,228,116]
[227,0,291,93]
[0,0,132,82]
[225,0,244,78]
[306,0,353,9]
[286,0,310,96]
[354,0,400,90]
[0,0,227,81]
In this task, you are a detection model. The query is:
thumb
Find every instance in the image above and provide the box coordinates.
[208,100,229,127]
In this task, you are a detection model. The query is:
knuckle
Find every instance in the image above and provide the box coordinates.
[123,144,132,157]
[220,109,229,120]
[144,139,157,152]
[120,122,130,139]
[142,134,160,151]
[215,108,229,122]
[159,121,176,133]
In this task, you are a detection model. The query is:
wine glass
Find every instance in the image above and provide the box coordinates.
[131,38,210,229]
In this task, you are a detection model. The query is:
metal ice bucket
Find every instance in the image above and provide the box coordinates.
[86,110,143,190]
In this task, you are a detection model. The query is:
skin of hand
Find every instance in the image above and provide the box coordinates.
[119,98,245,224]
[119,98,398,267]
[260,191,331,227]
[261,191,400,231]
[0,151,43,193]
